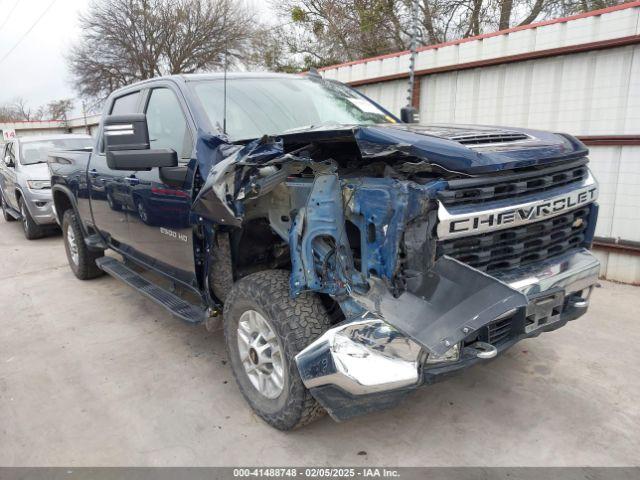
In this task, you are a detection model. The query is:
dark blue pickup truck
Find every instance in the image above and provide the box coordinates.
[49,72,601,430]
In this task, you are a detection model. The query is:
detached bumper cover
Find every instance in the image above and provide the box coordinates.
[295,247,600,421]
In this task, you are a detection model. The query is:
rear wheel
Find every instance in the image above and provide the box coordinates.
[19,197,44,240]
[223,270,331,430]
[62,209,104,280]
[1,192,15,222]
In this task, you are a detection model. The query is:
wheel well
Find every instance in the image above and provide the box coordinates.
[53,190,73,224]
[231,218,291,279]
[210,217,345,325]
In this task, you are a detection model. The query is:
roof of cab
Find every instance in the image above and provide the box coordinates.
[179,72,303,82]
[110,71,308,96]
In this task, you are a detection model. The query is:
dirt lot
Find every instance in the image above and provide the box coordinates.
[1,216,639,467]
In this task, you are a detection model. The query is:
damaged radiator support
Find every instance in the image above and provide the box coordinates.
[185,125,601,423]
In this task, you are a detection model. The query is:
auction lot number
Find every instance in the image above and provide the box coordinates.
[233,468,400,478]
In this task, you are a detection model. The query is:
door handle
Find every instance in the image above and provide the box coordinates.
[124,176,140,186]
[89,169,98,177]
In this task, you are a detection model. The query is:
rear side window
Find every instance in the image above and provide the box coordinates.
[110,92,140,114]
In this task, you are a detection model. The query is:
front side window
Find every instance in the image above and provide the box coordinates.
[20,138,93,165]
[4,142,15,165]
[145,88,192,159]
[190,77,394,141]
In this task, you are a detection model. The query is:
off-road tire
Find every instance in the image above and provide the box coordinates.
[62,209,104,280]
[19,197,45,240]
[223,269,331,430]
[209,232,234,302]
[1,192,15,222]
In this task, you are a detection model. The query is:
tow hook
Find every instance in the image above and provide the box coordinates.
[568,297,589,309]
[469,341,498,359]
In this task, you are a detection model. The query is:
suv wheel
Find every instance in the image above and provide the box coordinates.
[62,209,104,280]
[1,192,15,222]
[19,197,44,239]
[106,191,122,211]
[224,270,331,430]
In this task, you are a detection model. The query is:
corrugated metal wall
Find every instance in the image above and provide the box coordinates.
[323,3,640,283]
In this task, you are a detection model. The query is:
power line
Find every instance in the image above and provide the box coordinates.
[0,0,59,65]
[0,0,21,31]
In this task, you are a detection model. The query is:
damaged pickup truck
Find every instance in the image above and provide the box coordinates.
[49,72,600,430]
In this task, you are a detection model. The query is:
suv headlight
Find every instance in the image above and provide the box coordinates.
[27,180,51,190]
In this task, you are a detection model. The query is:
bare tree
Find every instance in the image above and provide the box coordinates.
[48,99,75,122]
[68,0,255,101]
[267,0,620,68]
[0,98,77,122]
[0,98,46,122]
[0,105,18,123]
[11,98,35,121]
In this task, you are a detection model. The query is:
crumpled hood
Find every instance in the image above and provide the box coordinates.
[279,123,589,175]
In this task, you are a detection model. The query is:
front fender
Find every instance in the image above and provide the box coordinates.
[51,185,85,232]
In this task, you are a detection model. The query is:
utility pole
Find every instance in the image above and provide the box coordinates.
[82,100,89,135]
[401,0,420,123]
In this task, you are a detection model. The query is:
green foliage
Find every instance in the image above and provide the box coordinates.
[291,6,307,22]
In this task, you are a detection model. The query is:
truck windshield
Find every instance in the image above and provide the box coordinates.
[21,138,93,165]
[190,77,395,141]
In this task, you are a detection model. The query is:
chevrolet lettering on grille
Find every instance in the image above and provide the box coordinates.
[437,181,598,240]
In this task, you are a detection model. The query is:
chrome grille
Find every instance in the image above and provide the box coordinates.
[437,159,589,206]
[437,207,590,273]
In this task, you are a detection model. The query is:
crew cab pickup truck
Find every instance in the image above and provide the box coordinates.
[49,72,600,430]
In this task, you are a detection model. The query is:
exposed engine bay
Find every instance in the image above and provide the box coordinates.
[191,123,601,420]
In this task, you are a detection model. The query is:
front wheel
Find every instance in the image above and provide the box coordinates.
[223,270,331,430]
[19,197,44,239]
[62,209,104,280]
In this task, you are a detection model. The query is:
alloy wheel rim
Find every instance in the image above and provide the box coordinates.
[236,310,285,399]
[66,225,80,265]
[138,202,147,222]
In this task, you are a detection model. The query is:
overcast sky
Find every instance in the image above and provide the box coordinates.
[0,0,272,118]
[0,0,89,116]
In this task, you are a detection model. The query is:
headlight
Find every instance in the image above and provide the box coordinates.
[425,343,460,364]
[27,180,51,190]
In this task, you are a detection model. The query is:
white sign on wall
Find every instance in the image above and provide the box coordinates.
[2,129,16,141]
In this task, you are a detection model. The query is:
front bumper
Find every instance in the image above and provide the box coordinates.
[23,189,56,225]
[295,247,600,421]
